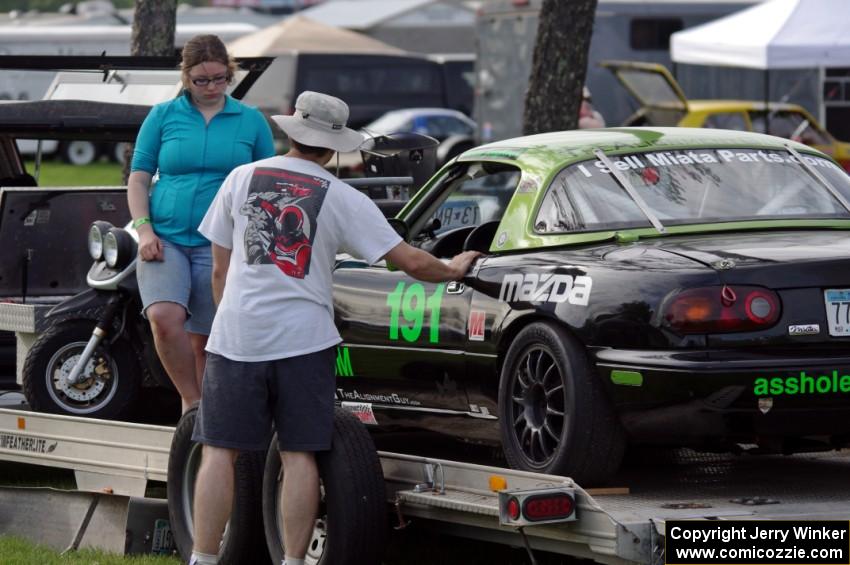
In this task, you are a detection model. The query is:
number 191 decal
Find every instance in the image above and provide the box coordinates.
[386,282,445,343]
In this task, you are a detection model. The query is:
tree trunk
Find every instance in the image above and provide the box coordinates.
[523,0,598,135]
[131,0,176,57]
[124,0,176,182]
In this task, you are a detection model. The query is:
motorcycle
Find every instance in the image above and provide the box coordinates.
[21,221,171,419]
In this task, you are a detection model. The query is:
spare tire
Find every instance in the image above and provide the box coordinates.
[167,404,269,564]
[262,407,387,565]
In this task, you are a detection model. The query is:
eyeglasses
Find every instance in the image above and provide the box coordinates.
[190,75,228,87]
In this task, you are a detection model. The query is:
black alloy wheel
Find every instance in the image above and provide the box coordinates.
[507,344,567,467]
[498,322,626,485]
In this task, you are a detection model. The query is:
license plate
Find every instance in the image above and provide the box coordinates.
[433,202,480,230]
[824,289,850,336]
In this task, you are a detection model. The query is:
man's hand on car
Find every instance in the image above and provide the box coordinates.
[448,250,482,280]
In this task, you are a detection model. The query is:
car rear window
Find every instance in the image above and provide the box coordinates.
[535,148,850,233]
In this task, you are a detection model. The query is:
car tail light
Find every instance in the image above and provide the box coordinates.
[663,285,781,334]
[838,158,850,174]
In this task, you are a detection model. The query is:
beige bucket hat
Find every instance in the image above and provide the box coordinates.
[271,91,365,153]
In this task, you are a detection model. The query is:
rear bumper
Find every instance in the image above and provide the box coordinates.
[593,348,850,445]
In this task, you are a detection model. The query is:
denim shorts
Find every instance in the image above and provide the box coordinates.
[137,240,215,336]
[192,349,336,452]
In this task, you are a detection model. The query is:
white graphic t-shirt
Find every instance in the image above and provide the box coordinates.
[199,156,402,361]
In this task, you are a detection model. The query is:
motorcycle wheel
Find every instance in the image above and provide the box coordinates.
[22,320,141,419]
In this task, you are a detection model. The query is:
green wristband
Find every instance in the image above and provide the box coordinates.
[132,216,151,229]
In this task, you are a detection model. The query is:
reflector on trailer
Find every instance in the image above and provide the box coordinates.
[489,475,508,491]
[498,486,576,526]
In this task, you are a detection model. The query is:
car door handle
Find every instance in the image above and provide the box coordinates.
[446,281,464,294]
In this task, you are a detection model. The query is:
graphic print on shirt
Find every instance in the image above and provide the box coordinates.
[239,167,330,279]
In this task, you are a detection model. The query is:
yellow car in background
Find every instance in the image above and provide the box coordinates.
[602,60,850,172]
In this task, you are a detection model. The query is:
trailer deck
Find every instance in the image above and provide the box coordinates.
[1,407,849,565]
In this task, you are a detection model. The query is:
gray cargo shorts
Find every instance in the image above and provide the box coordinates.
[192,348,336,452]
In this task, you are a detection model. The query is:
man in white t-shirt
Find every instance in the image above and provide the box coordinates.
[187,91,480,565]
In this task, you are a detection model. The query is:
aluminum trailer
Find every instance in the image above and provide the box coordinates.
[1,408,850,564]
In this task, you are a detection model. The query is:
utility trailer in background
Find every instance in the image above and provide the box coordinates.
[0,406,849,563]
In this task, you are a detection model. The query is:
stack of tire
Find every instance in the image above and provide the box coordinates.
[167,407,387,564]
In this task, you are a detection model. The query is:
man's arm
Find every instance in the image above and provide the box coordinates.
[211,244,232,306]
[384,242,480,283]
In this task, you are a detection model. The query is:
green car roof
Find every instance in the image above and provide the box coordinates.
[462,127,823,171]
[450,127,849,252]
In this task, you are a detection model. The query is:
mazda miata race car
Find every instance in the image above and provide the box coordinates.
[331,127,850,485]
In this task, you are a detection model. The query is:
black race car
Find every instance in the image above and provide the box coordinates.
[332,127,850,485]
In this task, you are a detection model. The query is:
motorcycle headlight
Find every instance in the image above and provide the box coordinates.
[88,221,114,261]
[103,228,136,269]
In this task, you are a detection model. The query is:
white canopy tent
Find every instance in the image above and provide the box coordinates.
[670,0,850,127]
[670,0,850,70]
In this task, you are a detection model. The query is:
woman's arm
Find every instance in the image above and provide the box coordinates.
[128,103,165,261]
[127,170,163,261]
[127,170,152,222]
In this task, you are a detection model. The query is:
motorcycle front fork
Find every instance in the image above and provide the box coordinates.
[64,297,122,386]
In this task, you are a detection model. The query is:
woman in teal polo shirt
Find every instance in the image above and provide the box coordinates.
[127,34,275,414]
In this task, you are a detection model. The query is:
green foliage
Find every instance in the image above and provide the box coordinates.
[0,536,181,564]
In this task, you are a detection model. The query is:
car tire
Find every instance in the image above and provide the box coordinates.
[109,142,130,164]
[59,140,98,166]
[22,320,140,419]
[498,322,625,485]
[262,408,387,565]
[167,404,269,565]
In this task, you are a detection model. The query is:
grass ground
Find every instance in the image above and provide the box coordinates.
[25,159,124,187]
[0,460,542,564]
[0,533,544,565]
[0,537,180,565]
